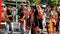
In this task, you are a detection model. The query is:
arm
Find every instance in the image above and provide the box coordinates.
[4,12,10,22]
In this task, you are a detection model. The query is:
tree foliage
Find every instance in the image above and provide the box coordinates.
[51,0,58,5]
[30,0,58,6]
[30,0,41,6]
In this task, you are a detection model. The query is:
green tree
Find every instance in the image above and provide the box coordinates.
[52,0,58,5]
[41,0,58,5]
[33,0,41,4]
[30,0,41,6]
[48,0,58,5]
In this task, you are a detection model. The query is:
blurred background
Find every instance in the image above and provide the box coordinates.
[1,0,60,34]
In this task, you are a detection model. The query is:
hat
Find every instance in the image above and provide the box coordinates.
[2,3,6,7]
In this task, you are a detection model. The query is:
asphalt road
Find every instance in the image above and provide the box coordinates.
[0,29,59,34]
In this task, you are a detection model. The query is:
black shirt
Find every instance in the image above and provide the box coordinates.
[7,10,13,21]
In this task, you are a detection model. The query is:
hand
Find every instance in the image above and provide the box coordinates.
[26,26,29,30]
[19,19,24,23]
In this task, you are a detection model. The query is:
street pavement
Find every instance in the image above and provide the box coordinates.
[0,28,59,34]
[0,22,60,34]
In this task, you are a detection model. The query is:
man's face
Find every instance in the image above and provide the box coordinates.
[7,6,11,10]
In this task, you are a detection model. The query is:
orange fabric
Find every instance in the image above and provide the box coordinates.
[49,17,53,31]
[52,24,54,30]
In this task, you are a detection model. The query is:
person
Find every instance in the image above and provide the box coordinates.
[37,5,44,34]
[18,16,24,34]
[4,5,13,34]
[56,15,60,34]
[24,6,31,34]
[2,7,6,22]
[18,5,24,34]
[56,11,60,33]
[42,12,46,31]
[30,5,39,34]
[12,7,16,22]
[51,7,58,33]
